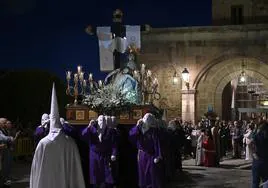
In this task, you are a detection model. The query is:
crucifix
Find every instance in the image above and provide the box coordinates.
[85,9,150,71]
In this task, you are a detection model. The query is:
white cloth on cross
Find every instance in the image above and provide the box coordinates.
[126,25,141,49]
[97,26,114,71]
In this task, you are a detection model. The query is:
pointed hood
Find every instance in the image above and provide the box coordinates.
[142,113,156,128]
[49,83,62,132]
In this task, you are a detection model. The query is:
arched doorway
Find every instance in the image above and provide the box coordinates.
[195,56,268,120]
[222,76,268,121]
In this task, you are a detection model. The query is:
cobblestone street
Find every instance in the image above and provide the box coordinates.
[10,157,252,188]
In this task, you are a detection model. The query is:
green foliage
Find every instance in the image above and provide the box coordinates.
[83,84,137,114]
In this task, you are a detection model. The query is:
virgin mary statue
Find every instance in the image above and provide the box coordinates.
[104,52,141,104]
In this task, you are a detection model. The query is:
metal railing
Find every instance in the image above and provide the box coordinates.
[13,137,34,157]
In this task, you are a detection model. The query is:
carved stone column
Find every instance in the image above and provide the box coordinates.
[181,89,196,123]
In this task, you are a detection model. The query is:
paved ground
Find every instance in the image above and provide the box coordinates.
[169,158,252,188]
[9,157,252,188]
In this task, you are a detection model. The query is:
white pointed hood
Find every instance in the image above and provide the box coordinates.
[48,83,62,140]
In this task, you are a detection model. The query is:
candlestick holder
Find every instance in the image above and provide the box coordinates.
[66,66,101,105]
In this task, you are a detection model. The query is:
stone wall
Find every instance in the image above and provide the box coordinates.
[139,24,268,122]
[212,0,268,25]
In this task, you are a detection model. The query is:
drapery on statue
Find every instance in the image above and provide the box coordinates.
[104,50,141,104]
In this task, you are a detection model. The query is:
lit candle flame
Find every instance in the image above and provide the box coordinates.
[98,80,103,87]
[83,80,87,87]
[147,70,152,77]
[77,66,82,74]
[79,72,84,81]
[74,73,78,82]
[89,73,93,81]
[66,71,71,80]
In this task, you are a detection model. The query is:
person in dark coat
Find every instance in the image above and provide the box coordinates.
[174,119,185,172]
[252,121,268,188]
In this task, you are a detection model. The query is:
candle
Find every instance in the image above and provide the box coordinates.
[98,80,103,87]
[89,73,93,81]
[147,70,152,77]
[79,72,84,81]
[141,64,146,74]
[66,71,71,80]
[153,78,158,87]
[77,66,82,74]
[133,70,138,78]
[144,80,147,86]
[74,73,78,82]
[83,80,87,87]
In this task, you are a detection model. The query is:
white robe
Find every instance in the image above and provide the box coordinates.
[30,130,85,188]
[195,133,204,166]
[243,129,253,160]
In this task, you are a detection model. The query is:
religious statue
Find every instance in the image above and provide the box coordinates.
[104,50,141,104]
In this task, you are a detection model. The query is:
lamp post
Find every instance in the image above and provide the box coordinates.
[182,68,190,90]
[173,71,179,85]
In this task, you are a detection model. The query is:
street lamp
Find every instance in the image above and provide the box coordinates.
[182,68,190,90]
[173,71,179,85]
[239,71,246,83]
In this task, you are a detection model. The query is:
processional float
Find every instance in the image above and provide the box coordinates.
[65,9,161,125]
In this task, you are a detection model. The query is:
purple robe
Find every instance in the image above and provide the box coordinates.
[111,128,120,184]
[34,124,77,147]
[129,126,163,188]
[82,125,117,185]
[34,126,49,147]
[62,123,78,140]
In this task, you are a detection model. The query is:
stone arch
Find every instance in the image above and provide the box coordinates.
[193,52,267,89]
[196,56,268,119]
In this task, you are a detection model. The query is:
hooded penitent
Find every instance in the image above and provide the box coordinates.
[60,117,67,125]
[41,114,50,126]
[98,115,106,129]
[47,83,62,141]
[30,83,85,188]
[49,83,61,131]
[141,113,156,133]
[142,113,156,127]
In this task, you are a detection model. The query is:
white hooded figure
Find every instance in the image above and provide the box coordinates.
[40,113,50,128]
[30,83,85,188]
[60,117,70,126]
[141,113,156,134]
[98,115,106,129]
[129,113,163,187]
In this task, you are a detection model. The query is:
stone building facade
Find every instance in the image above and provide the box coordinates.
[139,0,268,123]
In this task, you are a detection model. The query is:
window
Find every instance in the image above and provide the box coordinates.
[231,5,244,25]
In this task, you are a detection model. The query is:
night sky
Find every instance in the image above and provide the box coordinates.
[0,0,212,81]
